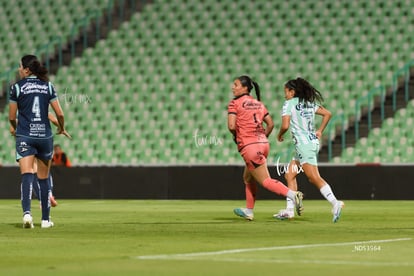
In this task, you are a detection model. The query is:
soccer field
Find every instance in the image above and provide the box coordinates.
[0,200,413,275]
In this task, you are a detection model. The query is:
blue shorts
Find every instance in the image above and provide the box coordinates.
[294,142,319,166]
[15,136,53,161]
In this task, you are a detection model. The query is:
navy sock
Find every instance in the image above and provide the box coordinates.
[48,174,54,192]
[21,173,34,214]
[32,174,40,200]
[38,178,50,220]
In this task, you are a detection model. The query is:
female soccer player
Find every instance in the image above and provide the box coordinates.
[10,112,68,208]
[275,77,344,222]
[9,54,68,228]
[228,75,303,221]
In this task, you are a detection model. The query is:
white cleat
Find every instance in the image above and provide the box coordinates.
[332,201,345,223]
[295,191,304,216]
[41,220,54,228]
[273,209,294,220]
[23,214,34,229]
[233,208,254,221]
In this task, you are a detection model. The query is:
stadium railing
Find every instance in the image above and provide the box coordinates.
[36,36,63,72]
[326,113,347,161]
[70,10,103,59]
[392,59,414,111]
[354,85,386,141]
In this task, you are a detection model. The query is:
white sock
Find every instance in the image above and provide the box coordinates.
[245,208,253,215]
[320,184,338,206]
[286,198,294,210]
[286,190,297,202]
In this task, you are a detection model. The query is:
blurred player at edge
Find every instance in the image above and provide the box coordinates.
[11,112,67,207]
[9,54,69,228]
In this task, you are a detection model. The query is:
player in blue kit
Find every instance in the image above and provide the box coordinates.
[9,55,68,228]
[10,112,66,208]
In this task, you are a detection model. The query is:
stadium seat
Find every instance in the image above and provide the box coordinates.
[1,0,414,165]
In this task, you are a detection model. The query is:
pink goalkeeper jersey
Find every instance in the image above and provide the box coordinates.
[228,94,269,151]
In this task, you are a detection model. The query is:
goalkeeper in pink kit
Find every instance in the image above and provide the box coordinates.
[227,75,304,220]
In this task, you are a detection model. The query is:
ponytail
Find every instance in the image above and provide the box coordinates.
[252,81,261,101]
[21,55,49,82]
[285,77,323,103]
[237,75,261,101]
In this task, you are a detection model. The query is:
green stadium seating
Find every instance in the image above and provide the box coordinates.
[337,99,414,163]
[0,0,112,75]
[1,0,414,165]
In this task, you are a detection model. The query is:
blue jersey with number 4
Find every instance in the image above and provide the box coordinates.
[9,76,58,138]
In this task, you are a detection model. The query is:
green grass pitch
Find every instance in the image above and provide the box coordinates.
[0,200,413,275]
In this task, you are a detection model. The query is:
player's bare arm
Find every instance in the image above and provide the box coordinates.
[315,106,332,139]
[277,115,290,142]
[263,114,274,137]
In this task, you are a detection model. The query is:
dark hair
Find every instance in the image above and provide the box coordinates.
[21,55,49,81]
[238,75,261,101]
[285,77,323,103]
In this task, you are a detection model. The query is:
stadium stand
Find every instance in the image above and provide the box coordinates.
[0,0,110,70]
[1,0,413,165]
[335,99,414,163]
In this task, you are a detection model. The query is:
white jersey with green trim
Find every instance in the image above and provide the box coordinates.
[281,97,320,145]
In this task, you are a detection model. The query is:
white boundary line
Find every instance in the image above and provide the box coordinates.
[198,257,414,267]
[135,238,412,261]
